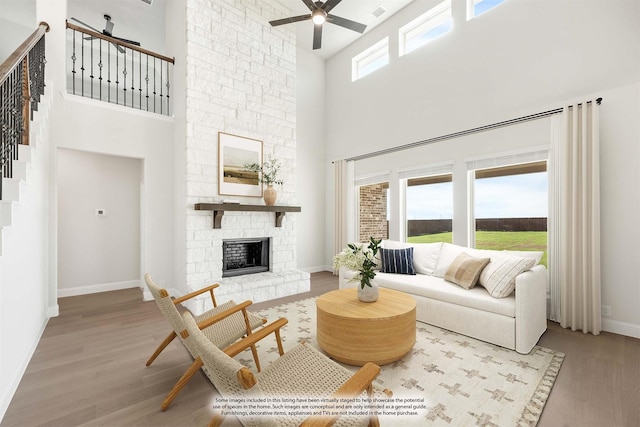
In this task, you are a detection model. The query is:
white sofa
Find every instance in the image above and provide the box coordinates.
[338,241,548,354]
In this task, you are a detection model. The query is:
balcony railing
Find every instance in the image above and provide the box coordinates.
[0,22,49,200]
[65,21,174,116]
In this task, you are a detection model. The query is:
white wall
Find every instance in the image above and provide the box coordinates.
[57,149,141,295]
[324,0,640,336]
[0,100,51,422]
[0,0,36,62]
[296,47,327,271]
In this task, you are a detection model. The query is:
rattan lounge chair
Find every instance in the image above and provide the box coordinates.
[181,311,383,427]
[144,273,267,410]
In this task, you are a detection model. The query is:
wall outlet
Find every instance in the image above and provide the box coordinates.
[95,209,106,216]
[601,305,612,317]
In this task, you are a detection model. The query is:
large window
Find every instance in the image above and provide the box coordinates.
[352,37,389,81]
[405,173,453,244]
[399,0,452,57]
[473,161,548,265]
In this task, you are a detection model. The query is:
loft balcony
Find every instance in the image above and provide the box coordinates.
[65,20,174,116]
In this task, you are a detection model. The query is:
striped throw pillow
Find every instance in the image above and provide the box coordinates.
[479,255,536,298]
[380,247,416,275]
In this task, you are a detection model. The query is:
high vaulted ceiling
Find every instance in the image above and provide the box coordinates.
[274,0,415,59]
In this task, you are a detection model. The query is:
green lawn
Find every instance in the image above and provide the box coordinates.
[407,231,548,267]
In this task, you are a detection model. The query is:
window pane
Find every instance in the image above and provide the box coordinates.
[352,38,389,81]
[400,0,452,56]
[405,174,453,244]
[359,182,389,242]
[472,0,506,19]
[474,163,548,266]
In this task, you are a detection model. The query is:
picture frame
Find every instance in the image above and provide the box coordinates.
[218,132,263,198]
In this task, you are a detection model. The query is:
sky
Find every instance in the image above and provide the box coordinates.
[405,172,548,219]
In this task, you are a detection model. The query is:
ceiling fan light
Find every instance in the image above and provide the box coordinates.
[311,9,326,25]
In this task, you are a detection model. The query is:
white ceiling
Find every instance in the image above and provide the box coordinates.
[274,0,415,59]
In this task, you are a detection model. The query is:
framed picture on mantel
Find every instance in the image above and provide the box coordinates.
[218,132,263,198]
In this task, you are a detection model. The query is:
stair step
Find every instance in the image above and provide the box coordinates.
[1,178,26,203]
[0,201,12,228]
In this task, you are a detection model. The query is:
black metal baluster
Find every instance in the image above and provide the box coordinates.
[90,38,94,99]
[166,61,170,116]
[98,39,103,101]
[115,44,119,105]
[131,47,134,108]
[145,54,149,112]
[160,59,164,114]
[71,29,76,94]
[153,57,156,113]
[107,43,111,104]
[80,33,84,97]
[138,51,142,110]
[122,47,127,106]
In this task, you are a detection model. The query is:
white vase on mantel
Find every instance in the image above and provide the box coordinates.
[357,282,379,303]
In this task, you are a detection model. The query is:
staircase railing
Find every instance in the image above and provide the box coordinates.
[0,22,49,201]
[65,21,174,116]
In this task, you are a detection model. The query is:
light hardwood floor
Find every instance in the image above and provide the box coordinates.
[2,271,639,426]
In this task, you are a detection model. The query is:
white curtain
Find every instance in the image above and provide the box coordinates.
[333,160,354,273]
[549,100,601,334]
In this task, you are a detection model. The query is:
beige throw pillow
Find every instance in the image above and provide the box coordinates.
[444,253,491,290]
[479,255,536,298]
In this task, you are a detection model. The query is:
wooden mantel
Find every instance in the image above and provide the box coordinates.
[194,203,301,229]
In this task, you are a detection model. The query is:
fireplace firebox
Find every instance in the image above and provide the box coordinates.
[222,238,270,277]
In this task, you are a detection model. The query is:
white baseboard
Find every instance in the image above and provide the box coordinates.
[0,316,49,423]
[602,319,640,339]
[300,265,332,274]
[57,280,140,298]
[46,304,59,317]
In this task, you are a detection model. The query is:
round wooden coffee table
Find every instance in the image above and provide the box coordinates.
[316,287,416,366]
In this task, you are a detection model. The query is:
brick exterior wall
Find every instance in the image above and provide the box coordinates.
[359,183,388,243]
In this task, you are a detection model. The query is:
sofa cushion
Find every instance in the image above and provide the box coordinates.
[479,255,536,298]
[433,243,474,278]
[470,248,544,266]
[382,240,442,275]
[444,253,490,289]
[342,269,516,317]
[379,247,416,275]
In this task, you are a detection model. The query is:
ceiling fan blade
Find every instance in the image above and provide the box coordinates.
[112,36,141,47]
[327,14,367,33]
[70,17,102,33]
[313,24,323,50]
[269,14,312,27]
[321,0,342,13]
[301,0,317,11]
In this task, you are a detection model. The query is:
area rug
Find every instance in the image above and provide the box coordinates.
[236,297,563,427]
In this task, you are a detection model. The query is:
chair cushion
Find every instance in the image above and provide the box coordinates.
[195,300,265,348]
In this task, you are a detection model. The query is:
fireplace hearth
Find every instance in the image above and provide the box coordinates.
[222,238,270,277]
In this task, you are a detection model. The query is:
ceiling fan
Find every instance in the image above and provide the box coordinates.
[69,15,140,53]
[269,0,367,50]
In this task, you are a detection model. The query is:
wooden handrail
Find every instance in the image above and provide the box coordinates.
[65,20,175,64]
[0,22,49,85]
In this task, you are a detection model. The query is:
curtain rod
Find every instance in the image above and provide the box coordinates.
[344,97,602,163]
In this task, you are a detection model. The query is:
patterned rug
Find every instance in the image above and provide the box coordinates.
[237,297,564,427]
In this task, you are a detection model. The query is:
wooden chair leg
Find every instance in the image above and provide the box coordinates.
[161,357,203,411]
[209,412,225,427]
[250,344,261,372]
[146,331,177,366]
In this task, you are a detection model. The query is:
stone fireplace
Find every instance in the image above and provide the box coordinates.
[182,0,309,316]
[222,238,270,277]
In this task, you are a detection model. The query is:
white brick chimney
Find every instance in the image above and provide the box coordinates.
[183,0,309,313]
